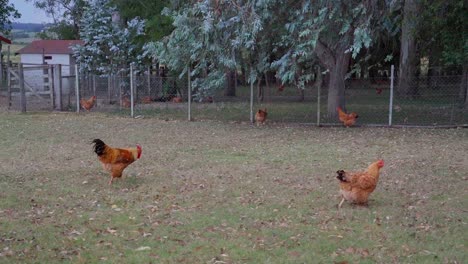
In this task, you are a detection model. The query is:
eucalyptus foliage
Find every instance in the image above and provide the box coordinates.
[145,0,389,110]
[72,0,146,75]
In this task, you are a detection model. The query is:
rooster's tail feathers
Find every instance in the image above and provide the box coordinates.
[92,139,106,156]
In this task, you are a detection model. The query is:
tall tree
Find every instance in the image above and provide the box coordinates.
[146,0,388,113]
[0,0,20,35]
[110,0,175,42]
[72,0,146,75]
[145,1,252,99]
[0,0,20,69]
[417,0,467,106]
[397,0,420,97]
[273,1,388,116]
[28,0,87,39]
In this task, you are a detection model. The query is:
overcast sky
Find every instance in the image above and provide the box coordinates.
[11,0,54,24]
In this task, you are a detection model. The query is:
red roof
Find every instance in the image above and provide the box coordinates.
[0,35,12,44]
[16,40,84,54]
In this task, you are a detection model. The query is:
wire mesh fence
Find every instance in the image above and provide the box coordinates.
[1,64,466,127]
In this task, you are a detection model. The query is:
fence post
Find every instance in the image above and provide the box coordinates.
[92,75,96,96]
[147,66,151,97]
[107,75,111,104]
[49,65,54,110]
[0,49,3,83]
[7,46,11,109]
[250,68,254,124]
[389,65,395,126]
[317,81,321,126]
[130,64,134,118]
[18,63,26,113]
[75,64,80,113]
[187,66,192,121]
[54,64,63,111]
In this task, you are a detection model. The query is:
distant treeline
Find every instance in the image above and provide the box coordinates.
[12,23,47,32]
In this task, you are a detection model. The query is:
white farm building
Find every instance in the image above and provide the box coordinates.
[16,40,83,93]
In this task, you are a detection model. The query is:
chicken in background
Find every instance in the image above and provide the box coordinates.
[255,108,268,126]
[92,139,142,185]
[336,159,384,209]
[171,96,183,103]
[141,96,153,104]
[80,95,96,111]
[202,96,213,103]
[278,84,285,92]
[337,106,359,127]
[121,96,131,108]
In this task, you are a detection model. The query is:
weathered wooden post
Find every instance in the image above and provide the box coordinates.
[49,64,54,110]
[18,63,26,112]
[54,64,63,111]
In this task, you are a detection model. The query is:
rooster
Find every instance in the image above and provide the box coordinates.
[80,95,96,111]
[337,106,359,127]
[92,139,142,185]
[255,108,268,125]
[336,159,384,209]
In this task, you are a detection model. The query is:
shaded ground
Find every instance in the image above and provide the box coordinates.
[0,112,466,263]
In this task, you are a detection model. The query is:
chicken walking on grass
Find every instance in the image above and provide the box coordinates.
[92,139,142,185]
[337,106,358,127]
[336,159,384,209]
[255,108,268,126]
[80,95,96,111]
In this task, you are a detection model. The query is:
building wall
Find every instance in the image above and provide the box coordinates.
[20,53,75,93]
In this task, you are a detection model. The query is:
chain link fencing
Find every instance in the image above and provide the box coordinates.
[1,64,466,127]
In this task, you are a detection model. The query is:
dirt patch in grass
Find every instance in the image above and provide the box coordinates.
[0,112,467,263]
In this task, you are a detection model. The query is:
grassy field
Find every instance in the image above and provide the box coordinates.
[1,30,37,64]
[0,111,467,263]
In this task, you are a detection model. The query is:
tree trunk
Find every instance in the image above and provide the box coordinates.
[257,76,263,102]
[224,70,236,96]
[298,88,305,102]
[398,0,419,97]
[264,73,270,101]
[315,34,352,119]
[326,59,349,118]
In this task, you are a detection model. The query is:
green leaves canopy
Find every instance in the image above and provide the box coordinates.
[146,0,384,96]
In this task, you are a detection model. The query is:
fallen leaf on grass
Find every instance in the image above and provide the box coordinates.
[135,246,151,251]
[106,228,117,234]
[288,251,301,257]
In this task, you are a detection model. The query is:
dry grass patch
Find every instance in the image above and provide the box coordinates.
[0,112,466,263]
